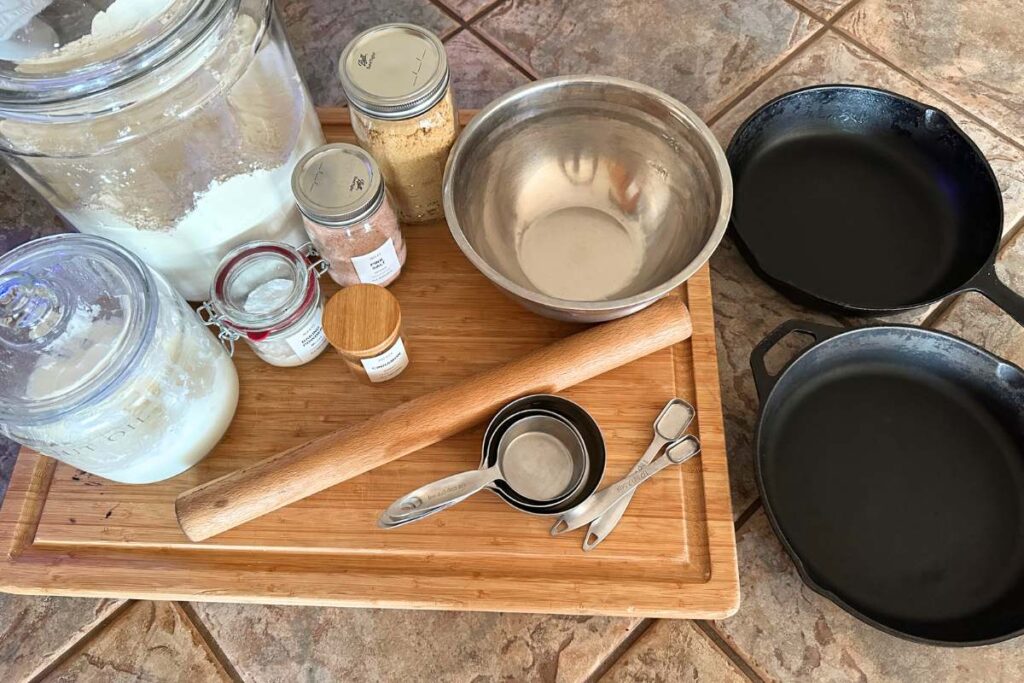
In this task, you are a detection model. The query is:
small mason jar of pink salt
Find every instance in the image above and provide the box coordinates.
[291,143,406,287]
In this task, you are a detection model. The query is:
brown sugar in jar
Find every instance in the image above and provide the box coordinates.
[292,143,406,287]
[322,284,409,385]
[338,23,459,224]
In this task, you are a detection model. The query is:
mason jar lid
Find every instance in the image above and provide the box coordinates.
[338,23,449,121]
[291,143,385,227]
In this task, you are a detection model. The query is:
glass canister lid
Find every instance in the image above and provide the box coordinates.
[0,234,155,424]
[291,143,385,227]
[0,0,215,106]
[338,23,449,120]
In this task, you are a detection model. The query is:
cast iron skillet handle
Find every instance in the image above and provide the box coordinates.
[750,320,843,403]
[966,264,1024,328]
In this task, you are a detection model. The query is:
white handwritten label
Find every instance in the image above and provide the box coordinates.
[360,337,409,383]
[351,238,401,285]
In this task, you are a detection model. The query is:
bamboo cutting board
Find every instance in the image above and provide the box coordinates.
[0,109,739,618]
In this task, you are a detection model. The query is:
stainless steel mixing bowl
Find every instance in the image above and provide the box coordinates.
[443,75,732,322]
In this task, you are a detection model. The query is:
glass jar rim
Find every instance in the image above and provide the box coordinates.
[209,240,319,339]
[0,234,159,426]
[0,0,240,112]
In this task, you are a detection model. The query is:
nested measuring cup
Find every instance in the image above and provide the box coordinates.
[379,395,606,528]
[382,413,587,523]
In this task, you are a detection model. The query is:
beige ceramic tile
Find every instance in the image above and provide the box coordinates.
[0,595,123,681]
[445,30,531,109]
[191,603,639,682]
[839,0,1024,148]
[788,0,851,20]
[438,0,497,20]
[601,621,749,682]
[714,511,1024,681]
[478,0,820,119]
[43,601,230,682]
[933,226,1024,366]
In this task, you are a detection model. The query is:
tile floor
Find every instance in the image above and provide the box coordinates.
[1,0,1023,680]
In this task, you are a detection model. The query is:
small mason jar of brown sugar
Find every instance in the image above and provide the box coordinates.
[292,143,406,287]
[323,284,409,384]
[338,23,459,224]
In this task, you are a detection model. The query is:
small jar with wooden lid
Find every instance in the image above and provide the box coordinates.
[323,284,409,384]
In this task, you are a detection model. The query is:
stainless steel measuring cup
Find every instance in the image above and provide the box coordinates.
[583,398,695,550]
[551,434,702,535]
[380,413,588,526]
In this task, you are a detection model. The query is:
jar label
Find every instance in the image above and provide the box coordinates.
[361,337,409,383]
[351,238,401,285]
[284,312,329,363]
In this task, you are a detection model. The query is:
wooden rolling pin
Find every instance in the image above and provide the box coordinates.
[176,295,692,541]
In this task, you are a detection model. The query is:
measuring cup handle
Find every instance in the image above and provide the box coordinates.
[382,467,497,521]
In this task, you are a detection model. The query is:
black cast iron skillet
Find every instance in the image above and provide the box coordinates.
[728,85,1024,325]
[751,320,1024,645]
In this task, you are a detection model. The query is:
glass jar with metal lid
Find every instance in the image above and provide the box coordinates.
[0,234,238,484]
[292,143,406,287]
[338,23,459,224]
[201,240,329,367]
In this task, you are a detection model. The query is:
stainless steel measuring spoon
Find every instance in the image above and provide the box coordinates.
[582,398,694,550]
[551,435,701,536]
[379,414,587,527]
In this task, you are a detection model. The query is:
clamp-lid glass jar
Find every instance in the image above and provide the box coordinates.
[0,234,238,483]
[203,241,329,367]
[292,143,406,287]
[338,23,459,224]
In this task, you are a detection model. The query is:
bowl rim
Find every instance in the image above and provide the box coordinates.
[442,74,733,314]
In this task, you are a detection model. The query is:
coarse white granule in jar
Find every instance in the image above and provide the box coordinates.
[205,241,329,368]
[339,23,459,224]
[292,143,406,287]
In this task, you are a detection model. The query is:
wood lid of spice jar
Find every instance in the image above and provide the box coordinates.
[322,284,402,358]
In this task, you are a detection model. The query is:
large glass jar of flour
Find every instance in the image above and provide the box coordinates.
[0,234,239,483]
[0,0,324,300]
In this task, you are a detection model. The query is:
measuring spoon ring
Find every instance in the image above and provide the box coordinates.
[551,435,701,536]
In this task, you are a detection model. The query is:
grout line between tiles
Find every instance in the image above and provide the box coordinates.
[735,497,763,532]
[427,0,537,81]
[705,620,776,682]
[707,23,828,125]
[26,599,135,682]
[175,602,246,683]
[832,26,1024,157]
[470,25,541,80]
[583,618,655,682]
[779,0,828,26]
[694,620,766,682]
